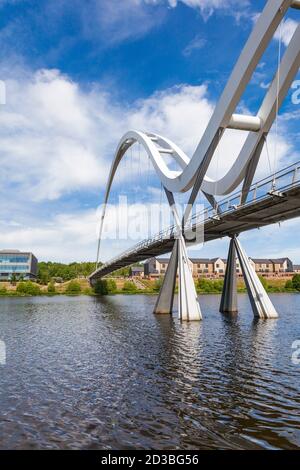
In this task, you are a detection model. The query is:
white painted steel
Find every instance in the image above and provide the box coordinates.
[100,0,299,208]
[234,237,279,319]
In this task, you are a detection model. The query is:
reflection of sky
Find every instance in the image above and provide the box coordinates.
[0,0,299,263]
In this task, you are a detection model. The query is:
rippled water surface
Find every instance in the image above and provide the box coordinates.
[0,294,300,450]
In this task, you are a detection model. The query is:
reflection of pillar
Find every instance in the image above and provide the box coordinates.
[234,237,278,319]
[178,236,202,321]
[220,237,238,314]
[154,240,178,314]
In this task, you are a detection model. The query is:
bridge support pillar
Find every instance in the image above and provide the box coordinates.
[234,237,278,319]
[220,237,238,314]
[178,237,202,321]
[154,240,178,314]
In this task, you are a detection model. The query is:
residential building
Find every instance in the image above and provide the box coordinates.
[294,265,300,273]
[130,266,144,277]
[0,250,38,280]
[144,256,294,278]
[144,257,193,277]
[251,258,293,274]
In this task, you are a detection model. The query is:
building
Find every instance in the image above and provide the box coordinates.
[130,266,144,277]
[144,257,193,277]
[0,250,38,280]
[251,258,293,274]
[144,256,293,278]
[294,265,300,273]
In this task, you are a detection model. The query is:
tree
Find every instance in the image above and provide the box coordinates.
[65,280,81,294]
[94,279,117,295]
[94,280,108,295]
[292,274,300,291]
[47,282,56,294]
[285,279,293,290]
[10,273,17,286]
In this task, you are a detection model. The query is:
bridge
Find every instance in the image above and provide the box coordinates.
[90,0,300,322]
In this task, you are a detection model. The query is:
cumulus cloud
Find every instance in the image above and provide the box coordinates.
[0,65,296,261]
[162,0,249,19]
[274,18,298,47]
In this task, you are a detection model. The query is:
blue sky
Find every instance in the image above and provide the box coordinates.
[0,0,299,263]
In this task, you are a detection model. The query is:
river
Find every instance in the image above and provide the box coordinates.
[0,294,299,449]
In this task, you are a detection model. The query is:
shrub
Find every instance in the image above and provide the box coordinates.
[16,281,41,296]
[65,280,81,295]
[107,279,117,294]
[94,279,118,295]
[258,275,268,290]
[83,287,93,295]
[292,274,300,291]
[47,282,56,294]
[122,281,137,293]
[285,279,294,290]
[94,280,108,295]
[0,285,7,295]
[153,277,163,292]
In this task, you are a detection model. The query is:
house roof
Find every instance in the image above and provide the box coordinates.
[156,258,170,264]
[190,258,211,263]
[251,258,290,264]
[131,266,143,272]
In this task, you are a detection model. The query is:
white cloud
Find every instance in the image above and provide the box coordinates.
[163,0,249,19]
[183,34,207,56]
[0,65,297,261]
[274,18,298,47]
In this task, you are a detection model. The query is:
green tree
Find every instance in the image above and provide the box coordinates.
[10,273,17,286]
[292,274,300,291]
[285,279,293,290]
[47,281,56,294]
[94,280,109,295]
[65,280,81,295]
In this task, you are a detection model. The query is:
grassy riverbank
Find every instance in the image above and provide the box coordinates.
[1,275,300,297]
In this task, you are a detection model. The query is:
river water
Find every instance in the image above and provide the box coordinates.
[0,294,299,450]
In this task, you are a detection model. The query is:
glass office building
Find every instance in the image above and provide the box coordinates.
[0,250,38,280]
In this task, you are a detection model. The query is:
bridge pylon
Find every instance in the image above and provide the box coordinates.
[220,235,278,319]
[234,237,279,319]
[154,236,202,321]
[220,237,238,314]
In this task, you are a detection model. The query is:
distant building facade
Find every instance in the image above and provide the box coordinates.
[144,256,294,278]
[130,266,144,277]
[294,265,300,273]
[0,250,38,280]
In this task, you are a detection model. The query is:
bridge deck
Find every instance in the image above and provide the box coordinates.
[90,164,300,281]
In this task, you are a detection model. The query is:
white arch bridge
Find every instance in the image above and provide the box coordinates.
[90,0,300,321]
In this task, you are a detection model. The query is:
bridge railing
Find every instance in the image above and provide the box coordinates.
[92,160,300,276]
[190,160,300,225]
